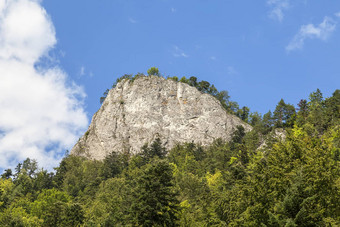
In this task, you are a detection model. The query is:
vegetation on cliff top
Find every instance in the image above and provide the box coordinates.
[100,67,251,123]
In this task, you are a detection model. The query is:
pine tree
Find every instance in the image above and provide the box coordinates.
[130,160,179,226]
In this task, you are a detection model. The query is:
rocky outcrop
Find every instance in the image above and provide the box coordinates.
[258,128,287,151]
[71,76,252,160]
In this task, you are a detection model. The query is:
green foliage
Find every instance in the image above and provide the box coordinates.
[30,188,84,226]
[237,106,250,122]
[297,99,308,126]
[262,110,274,134]
[0,178,14,210]
[2,88,340,226]
[215,90,230,108]
[1,169,13,179]
[147,67,160,76]
[114,74,133,86]
[85,177,129,225]
[179,76,189,84]
[139,137,167,164]
[107,70,250,118]
[33,169,54,192]
[101,151,129,179]
[130,160,180,226]
[30,188,70,225]
[273,99,296,128]
[59,156,103,199]
[0,206,43,226]
[167,76,178,81]
[100,89,109,104]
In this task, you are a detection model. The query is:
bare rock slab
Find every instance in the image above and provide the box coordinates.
[71,76,251,160]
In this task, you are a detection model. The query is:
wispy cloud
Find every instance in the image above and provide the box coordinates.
[335,12,340,18]
[227,66,238,75]
[210,56,217,61]
[172,45,188,58]
[171,7,176,13]
[267,0,290,22]
[286,16,336,52]
[79,66,85,77]
[78,66,93,78]
[128,17,137,23]
[0,0,88,170]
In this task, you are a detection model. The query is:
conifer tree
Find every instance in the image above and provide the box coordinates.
[130,160,179,226]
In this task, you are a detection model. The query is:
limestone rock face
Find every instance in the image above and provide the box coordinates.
[71,76,252,160]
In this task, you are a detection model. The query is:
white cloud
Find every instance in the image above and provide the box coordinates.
[267,0,290,22]
[78,66,94,78]
[210,56,216,60]
[286,17,336,52]
[171,7,176,13]
[172,45,188,58]
[0,0,88,170]
[335,12,340,18]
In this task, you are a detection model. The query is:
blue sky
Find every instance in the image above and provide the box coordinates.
[0,0,340,170]
[42,0,340,115]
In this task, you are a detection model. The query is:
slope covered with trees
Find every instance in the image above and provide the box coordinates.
[1,72,339,226]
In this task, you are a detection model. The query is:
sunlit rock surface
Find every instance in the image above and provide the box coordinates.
[71,76,251,160]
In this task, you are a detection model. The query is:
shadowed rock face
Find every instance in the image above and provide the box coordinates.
[71,76,252,160]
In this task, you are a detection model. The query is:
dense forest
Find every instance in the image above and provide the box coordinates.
[1,72,339,226]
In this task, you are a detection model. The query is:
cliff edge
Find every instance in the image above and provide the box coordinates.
[71,76,252,159]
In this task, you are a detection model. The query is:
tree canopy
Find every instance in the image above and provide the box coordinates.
[2,86,339,226]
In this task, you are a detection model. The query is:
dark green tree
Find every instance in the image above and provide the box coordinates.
[273,99,296,128]
[130,160,180,226]
[296,99,308,126]
[209,84,218,96]
[249,112,262,127]
[309,88,323,104]
[140,138,167,164]
[1,169,12,179]
[197,80,210,93]
[64,203,85,226]
[228,101,240,114]
[101,151,129,179]
[307,89,325,134]
[273,99,286,127]
[22,158,38,178]
[237,106,250,122]
[262,110,274,133]
[324,89,340,127]
[33,169,54,192]
[188,76,198,87]
[216,90,230,108]
[100,89,110,104]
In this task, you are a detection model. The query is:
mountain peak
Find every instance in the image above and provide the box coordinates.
[71,75,251,159]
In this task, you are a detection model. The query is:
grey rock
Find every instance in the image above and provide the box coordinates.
[71,76,252,160]
[258,128,287,151]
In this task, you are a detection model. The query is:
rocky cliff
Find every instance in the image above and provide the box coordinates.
[71,76,252,160]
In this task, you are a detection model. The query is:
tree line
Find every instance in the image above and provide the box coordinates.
[1,82,339,226]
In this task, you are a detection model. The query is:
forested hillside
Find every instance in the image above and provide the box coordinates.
[1,75,339,226]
